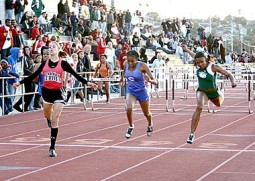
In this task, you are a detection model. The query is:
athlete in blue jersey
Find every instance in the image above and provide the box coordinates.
[120,50,157,139]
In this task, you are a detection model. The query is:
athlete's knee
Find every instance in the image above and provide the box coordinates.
[144,111,152,117]
[195,105,203,112]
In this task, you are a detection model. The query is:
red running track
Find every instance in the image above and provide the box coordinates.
[0,84,255,181]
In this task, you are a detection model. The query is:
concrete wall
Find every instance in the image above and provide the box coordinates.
[0,0,6,23]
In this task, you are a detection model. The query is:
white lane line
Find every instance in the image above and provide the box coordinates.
[214,171,255,175]
[0,142,254,153]
[211,134,255,137]
[196,142,255,181]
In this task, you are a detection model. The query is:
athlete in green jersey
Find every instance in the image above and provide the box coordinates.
[182,45,237,144]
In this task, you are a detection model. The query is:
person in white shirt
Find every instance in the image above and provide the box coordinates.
[225,53,233,65]
[38,12,48,32]
[152,52,165,81]
[104,42,116,69]
[152,52,165,69]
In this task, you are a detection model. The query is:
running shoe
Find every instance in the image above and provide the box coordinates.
[47,118,52,128]
[49,149,57,157]
[125,125,134,139]
[187,134,195,144]
[147,125,153,137]
[100,92,103,98]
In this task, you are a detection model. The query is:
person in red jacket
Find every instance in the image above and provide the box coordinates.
[30,22,41,40]
[117,46,128,70]
[32,35,45,55]
[97,32,107,57]
[0,19,13,59]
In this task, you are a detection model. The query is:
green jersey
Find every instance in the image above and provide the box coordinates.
[196,62,219,99]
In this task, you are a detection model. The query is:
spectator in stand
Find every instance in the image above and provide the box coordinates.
[90,6,100,31]
[111,23,120,39]
[61,12,71,36]
[115,43,122,59]
[0,19,13,59]
[97,32,107,57]
[99,6,107,35]
[7,47,20,108]
[131,32,141,51]
[70,11,79,38]
[6,0,14,20]
[64,0,70,14]
[42,34,50,46]
[38,11,48,33]
[11,19,24,48]
[104,41,116,69]
[31,22,41,40]
[13,46,35,112]
[31,0,45,21]
[139,47,148,63]
[132,24,141,38]
[21,15,33,37]
[77,19,85,38]
[83,20,92,36]
[117,46,128,70]
[57,0,65,16]
[32,35,45,55]
[50,14,60,32]
[116,10,124,32]
[225,53,233,65]
[213,36,219,58]
[146,36,173,54]
[152,52,165,68]
[106,9,114,33]
[0,59,19,115]
[14,0,25,25]
[32,53,42,109]
[105,32,113,46]
[63,42,71,57]
[125,9,132,34]
[238,53,245,63]
[74,38,83,50]
[80,1,90,25]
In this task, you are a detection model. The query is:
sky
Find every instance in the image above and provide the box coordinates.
[103,0,255,20]
[30,0,254,21]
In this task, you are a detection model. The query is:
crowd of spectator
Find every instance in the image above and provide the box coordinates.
[1,0,255,115]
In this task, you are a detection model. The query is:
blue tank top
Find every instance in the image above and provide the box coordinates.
[125,62,145,92]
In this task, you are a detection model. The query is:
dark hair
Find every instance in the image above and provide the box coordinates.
[100,54,107,59]
[139,47,146,54]
[194,52,206,59]
[23,46,31,57]
[127,50,139,59]
[59,51,67,58]
[50,35,57,41]
[5,19,11,24]
[41,46,49,56]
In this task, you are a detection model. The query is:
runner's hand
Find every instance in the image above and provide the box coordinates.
[87,82,98,90]
[232,83,237,88]
[13,83,20,89]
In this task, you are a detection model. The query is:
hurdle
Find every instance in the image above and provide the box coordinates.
[171,79,212,112]
[171,78,254,114]
[212,80,253,114]
[84,77,123,111]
